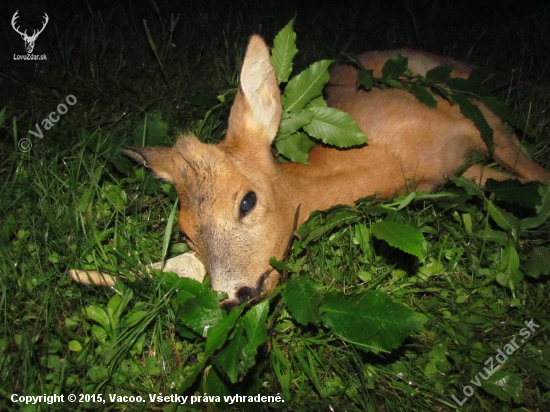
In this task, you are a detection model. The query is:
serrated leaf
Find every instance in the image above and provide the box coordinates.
[452,176,485,197]
[304,95,327,109]
[215,301,269,383]
[453,94,495,151]
[205,304,245,355]
[381,54,409,79]
[271,20,298,84]
[304,106,367,148]
[282,60,332,113]
[242,300,269,349]
[282,277,322,325]
[431,84,454,102]
[240,300,269,371]
[525,247,550,279]
[485,179,540,208]
[446,77,490,96]
[521,183,550,229]
[275,132,316,164]
[357,69,374,90]
[409,83,437,108]
[487,202,519,235]
[278,110,314,135]
[481,371,525,403]
[371,220,424,258]
[320,290,424,352]
[178,282,225,337]
[426,65,452,82]
[216,329,246,383]
[481,95,534,135]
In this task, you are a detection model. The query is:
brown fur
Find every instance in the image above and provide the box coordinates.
[124,36,549,309]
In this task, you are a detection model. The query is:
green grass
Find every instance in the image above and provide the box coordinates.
[1,1,550,411]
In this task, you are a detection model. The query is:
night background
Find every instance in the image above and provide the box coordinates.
[1,0,550,410]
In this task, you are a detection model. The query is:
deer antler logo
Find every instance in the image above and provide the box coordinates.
[11,11,49,54]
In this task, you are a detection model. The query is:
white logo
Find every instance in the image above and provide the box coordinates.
[11,11,49,54]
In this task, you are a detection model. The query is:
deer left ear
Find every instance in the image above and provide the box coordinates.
[224,35,282,153]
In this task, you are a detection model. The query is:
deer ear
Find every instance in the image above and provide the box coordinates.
[224,35,282,152]
[123,146,177,182]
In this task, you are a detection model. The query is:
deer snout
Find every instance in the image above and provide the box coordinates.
[219,268,277,311]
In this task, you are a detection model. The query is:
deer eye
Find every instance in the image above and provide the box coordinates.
[239,191,256,218]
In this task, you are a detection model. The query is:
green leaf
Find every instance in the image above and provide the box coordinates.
[453,94,495,152]
[341,52,367,71]
[487,202,519,235]
[271,20,298,84]
[282,276,322,325]
[298,207,361,247]
[481,95,534,135]
[354,223,371,255]
[381,54,409,79]
[525,247,550,279]
[240,300,269,371]
[133,113,169,146]
[122,311,148,328]
[278,110,314,135]
[103,182,128,212]
[498,243,522,289]
[305,95,328,109]
[485,179,541,208]
[409,83,437,108]
[216,330,246,383]
[320,290,424,352]
[521,183,550,229]
[205,305,245,355]
[446,77,490,96]
[178,282,225,337]
[68,340,82,352]
[425,65,452,82]
[371,220,424,258]
[357,69,374,90]
[275,132,317,164]
[303,106,367,148]
[481,371,525,403]
[88,365,109,383]
[83,306,111,332]
[282,60,332,113]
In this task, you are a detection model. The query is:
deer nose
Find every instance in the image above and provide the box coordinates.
[236,286,258,303]
[220,286,261,312]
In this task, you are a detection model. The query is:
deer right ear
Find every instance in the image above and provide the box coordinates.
[123,146,176,183]
[224,35,282,155]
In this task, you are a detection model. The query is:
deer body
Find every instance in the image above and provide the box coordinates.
[125,36,549,310]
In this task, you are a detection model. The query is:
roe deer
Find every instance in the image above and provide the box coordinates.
[123,35,549,310]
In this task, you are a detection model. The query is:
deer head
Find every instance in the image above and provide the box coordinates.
[124,35,296,310]
[12,11,49,54]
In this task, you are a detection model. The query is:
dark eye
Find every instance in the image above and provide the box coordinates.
[239,191,257,217]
